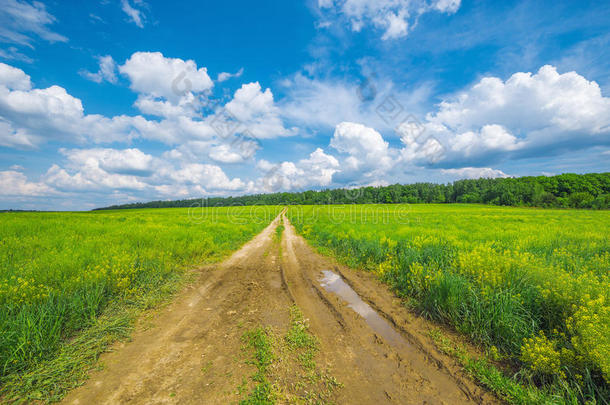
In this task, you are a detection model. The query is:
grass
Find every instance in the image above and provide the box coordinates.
[240,328,276,405]
[288,204,610,404]
[0,206,281,402]
[285,305,319,371]
[275,224,285,242]
[238,305,341,404]
[429,328,562,404]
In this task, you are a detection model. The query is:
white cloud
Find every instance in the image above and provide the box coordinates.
[0,58,287,163]
[120,51,213,103]
[433,0,461,13]
[318,0,461,40]
[381,10,408,41]
[252,119,516,193]
[165,163,245,191]
[0,62,31,90]
[165,136,260,165]
[257,148,339,192]
[0,170,55,196]
[0,0,67,46]
[422,65,610,166]
[0,68,158,148]
[217,67,244,82]
[42,147,248,198]
[60,147,156,176]
[0,83,86,146]
[208,142,258,163]
[0,46,33,63]
[299,147,340,186]
[224,82,295,139]
[79,55,118,84]
[120,0,147,28]
[279,73,432,131]
[118,52,216,122]
[44,163,147,192]
[0,60,215,150]
[440,167,509,179]
[330,121,393,174]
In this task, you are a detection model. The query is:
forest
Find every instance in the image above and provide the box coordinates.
[96,172,610,210]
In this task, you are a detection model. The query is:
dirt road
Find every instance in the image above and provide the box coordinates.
[62,212,495,404]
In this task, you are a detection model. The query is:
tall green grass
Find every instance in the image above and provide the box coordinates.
[0,206,280,399]
[288,204,610,404]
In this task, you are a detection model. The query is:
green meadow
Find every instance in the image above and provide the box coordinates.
[288,204,610,403]
[0,206,280,400]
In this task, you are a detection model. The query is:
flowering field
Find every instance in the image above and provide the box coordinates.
[288,204,609,403]
[0,206,280,393]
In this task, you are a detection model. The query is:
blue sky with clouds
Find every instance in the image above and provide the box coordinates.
[0,0,609,210]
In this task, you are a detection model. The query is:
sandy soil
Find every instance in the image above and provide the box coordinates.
[61,211,497,404]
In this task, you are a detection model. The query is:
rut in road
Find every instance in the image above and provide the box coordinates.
[62,212,496,404]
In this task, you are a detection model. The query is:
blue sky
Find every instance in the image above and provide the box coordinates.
[0,0,609,210]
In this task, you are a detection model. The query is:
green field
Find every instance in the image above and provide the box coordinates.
[2,203,608,403]
[288,204,610,403]
[0,206,281,400]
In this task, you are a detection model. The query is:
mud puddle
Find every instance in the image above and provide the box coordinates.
[319,270,411,350]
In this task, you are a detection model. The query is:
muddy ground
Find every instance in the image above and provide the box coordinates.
[62,212,497,404]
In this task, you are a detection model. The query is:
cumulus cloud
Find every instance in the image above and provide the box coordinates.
[0,170,55,196]
[0,65,151,148]
[317,0,461,40]
[254,121,509,192]
[120,51,213,103]
[208,142,259,163]
[0,58,291,163]
[330,121,393,177]
[0,62,31,90]
[0,82,86,146]
[257,148,339,192]
[421,65,610,166]
[60,147,156,176]
[0,0,67,46]
[43,147,248,198]
[119,52,218,121]
[79,55,118,84]
[224,82,295,139]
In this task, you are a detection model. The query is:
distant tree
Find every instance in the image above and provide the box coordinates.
[94,172,610,211]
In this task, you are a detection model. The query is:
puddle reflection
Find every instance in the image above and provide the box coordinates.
[319,270,410,349]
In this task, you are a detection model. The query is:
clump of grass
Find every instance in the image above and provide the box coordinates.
[285,305,318,370]
[240,327,276,404]
[238,306,340,404]
[275,224,284,241]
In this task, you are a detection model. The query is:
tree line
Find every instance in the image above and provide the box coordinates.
[95,172,610,210]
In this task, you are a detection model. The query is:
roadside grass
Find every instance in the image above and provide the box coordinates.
[0,206,281,403]
[429,328,564,404]
[288,204,610,404]
[1,270,189,403]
